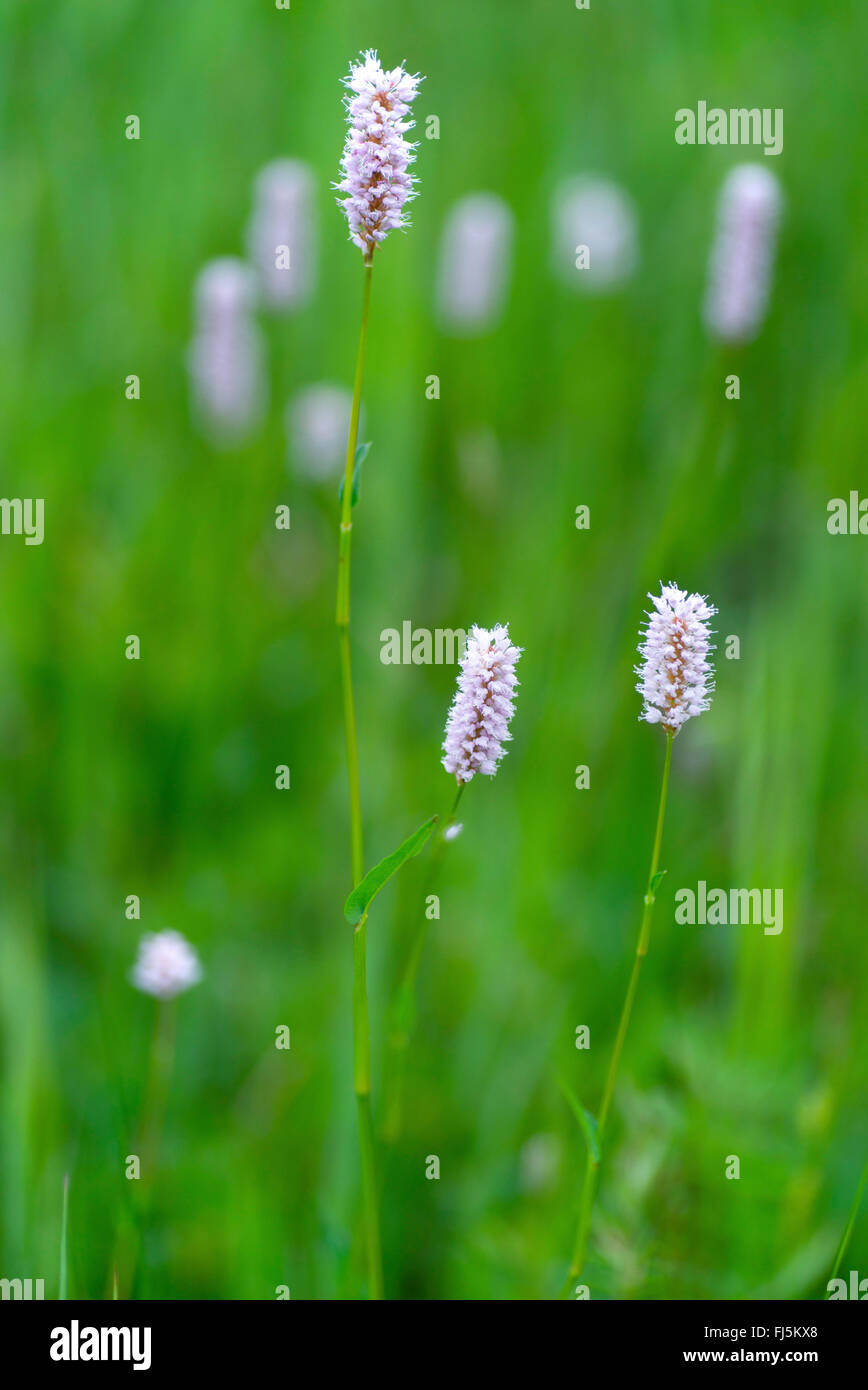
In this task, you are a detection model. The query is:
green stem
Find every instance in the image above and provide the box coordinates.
[336,263,373,632]
[114,997,176,1299]
[337,261,383,1299]
[828,1152,868,1289]
[563,730,674,1296]
[59,1173,69,1299]
[383,783,465,1141]
[139,999,176,1179]
[401,784,465,990]
[353,915,383,1298]
[339,629,364,884]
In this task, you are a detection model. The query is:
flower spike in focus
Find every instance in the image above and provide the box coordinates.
[442,624,522,782]
[335,50,422,262]
[636,583,716,735]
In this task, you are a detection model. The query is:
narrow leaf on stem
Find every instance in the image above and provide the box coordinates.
[338,440,371,508]
[344,815,438,926]
[558,1076,600,1165]
[646,868,667,903]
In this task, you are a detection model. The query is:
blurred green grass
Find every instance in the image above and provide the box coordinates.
[0,0,866,1299]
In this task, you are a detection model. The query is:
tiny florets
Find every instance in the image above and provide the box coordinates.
[635,583,716,735]
[335,50,422,261]
[442,624,522,782]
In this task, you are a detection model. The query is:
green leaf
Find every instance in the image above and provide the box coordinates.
[645,868,667,904]
[338,441,371,508]
[558,1076,600,1165]
[344,814,438,926]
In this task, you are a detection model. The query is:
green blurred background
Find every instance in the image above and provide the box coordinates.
[1,0,866,1299]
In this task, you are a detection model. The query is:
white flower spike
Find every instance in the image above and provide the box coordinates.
[188,258,265,442]
[436,193,515,335]
[704,163,782,343]
[247,159,317,311]
[636,583,716,735]
[132,930,203,1000]
[287,382,355,481]
[552,175,639,292]
[336,50,422,261]
[442,625,522,783]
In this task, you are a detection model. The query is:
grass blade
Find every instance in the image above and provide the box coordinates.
[829,1153,868,1288]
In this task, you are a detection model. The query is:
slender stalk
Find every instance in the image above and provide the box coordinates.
[828,1152,868,1288]
[59,1173,69,1299]
[398,784,465,998]
[562,730,674,1296]
[339,630,364,884]
[337,260,384,1299]
[336,262,373,633]
[383,783,465,1141]
[114,998,176,1299]
[139,999,176,1179]
[354,918,382,1300]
